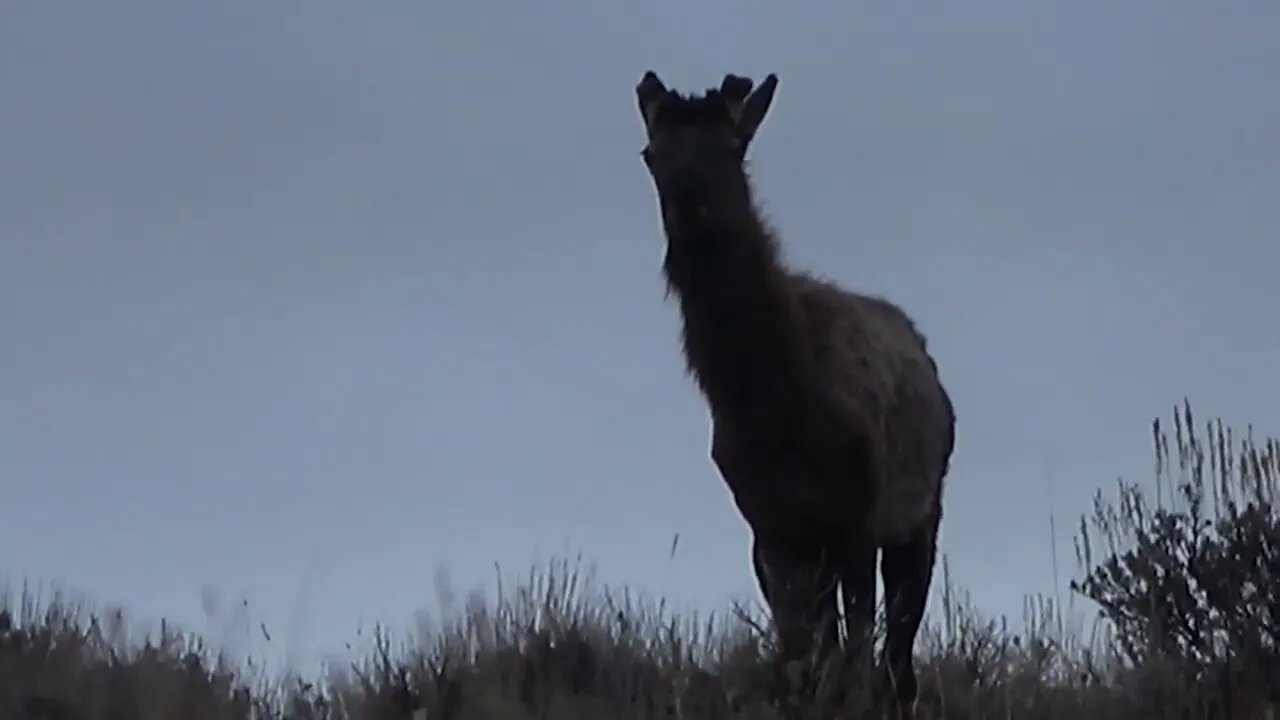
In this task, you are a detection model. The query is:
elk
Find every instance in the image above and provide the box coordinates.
[633,70,956,717]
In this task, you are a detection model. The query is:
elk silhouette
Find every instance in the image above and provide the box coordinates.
[634,70,956,718]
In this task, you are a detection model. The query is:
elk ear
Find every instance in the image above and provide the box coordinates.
[636,70,668,135]
[726,73,778,148]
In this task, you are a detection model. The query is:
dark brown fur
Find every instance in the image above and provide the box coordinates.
[635,71,955,718]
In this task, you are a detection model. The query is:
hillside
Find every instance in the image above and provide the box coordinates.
[3,403,1276,719]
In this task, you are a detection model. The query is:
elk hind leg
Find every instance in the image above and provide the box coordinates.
[879,519,939,719]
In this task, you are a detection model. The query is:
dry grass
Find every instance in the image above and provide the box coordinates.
[3,402,1276,719]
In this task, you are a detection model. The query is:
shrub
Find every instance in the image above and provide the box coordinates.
[1073,401,1280,717]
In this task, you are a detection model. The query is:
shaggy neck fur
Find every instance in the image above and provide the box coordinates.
[661,180,812,426]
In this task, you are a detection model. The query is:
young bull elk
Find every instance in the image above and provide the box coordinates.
[633,70,956,717]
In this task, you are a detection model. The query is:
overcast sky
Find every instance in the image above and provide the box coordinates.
[2,1,1277,676]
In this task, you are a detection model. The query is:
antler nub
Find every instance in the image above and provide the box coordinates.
[720,74,754,101]
[720,74,755,124]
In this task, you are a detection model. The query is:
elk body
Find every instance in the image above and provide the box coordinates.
[633,70,956,718]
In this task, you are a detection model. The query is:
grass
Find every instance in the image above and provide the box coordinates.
[3,402,1276,719]
[0,563,1115,720]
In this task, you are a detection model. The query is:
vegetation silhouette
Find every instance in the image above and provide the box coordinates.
[3,403,1277,718]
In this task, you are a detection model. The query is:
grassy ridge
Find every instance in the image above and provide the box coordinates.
[3,403,1276,719]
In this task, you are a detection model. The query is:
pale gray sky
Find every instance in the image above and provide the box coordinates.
[2,1,1277,675]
